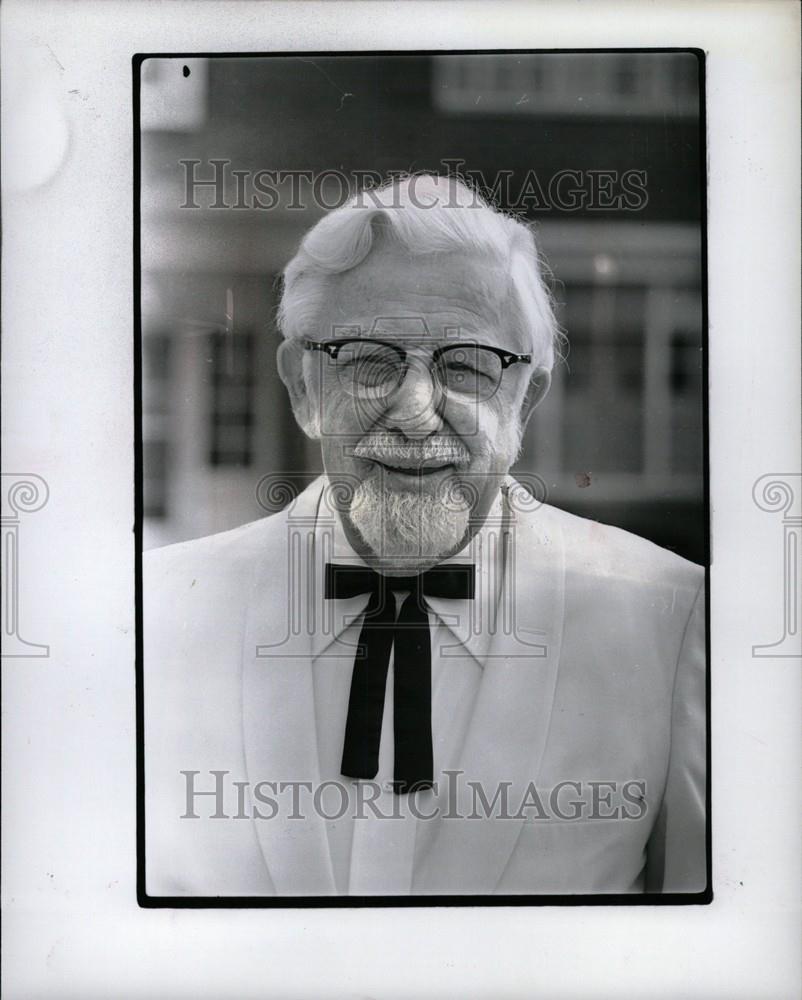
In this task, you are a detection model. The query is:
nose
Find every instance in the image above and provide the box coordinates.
[380,358,443,438]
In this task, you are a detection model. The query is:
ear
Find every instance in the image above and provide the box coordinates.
[519,365,552,432]
[277,338,320,439]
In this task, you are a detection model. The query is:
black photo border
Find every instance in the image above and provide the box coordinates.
[133,47,711,909]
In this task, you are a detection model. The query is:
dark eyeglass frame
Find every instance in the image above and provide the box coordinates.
[304,338,532,374]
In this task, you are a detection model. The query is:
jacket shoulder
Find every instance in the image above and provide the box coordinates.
[526,501,704,594]
[144,513,282,580]
[143,476,326,590]
[142,511,285,568]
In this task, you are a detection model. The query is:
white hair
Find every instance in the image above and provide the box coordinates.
[277,173,563,370]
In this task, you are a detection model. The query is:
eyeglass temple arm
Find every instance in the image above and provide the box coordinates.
[499,353,532,369]
[304,341,341,358]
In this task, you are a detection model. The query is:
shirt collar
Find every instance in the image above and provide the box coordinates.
[310,479,508,667]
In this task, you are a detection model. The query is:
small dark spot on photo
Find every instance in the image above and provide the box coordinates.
[182,65,191,78]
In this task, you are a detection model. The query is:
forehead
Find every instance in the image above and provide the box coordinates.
[321,243,520,347]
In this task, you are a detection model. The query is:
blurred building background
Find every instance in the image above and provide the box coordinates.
[140,52,705,563]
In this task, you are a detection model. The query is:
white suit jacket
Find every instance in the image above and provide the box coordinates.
[143,477,706,897]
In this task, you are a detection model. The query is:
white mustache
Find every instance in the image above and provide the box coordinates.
[354,434,470,467]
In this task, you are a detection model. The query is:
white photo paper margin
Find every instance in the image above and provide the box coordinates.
[2,1,800,997]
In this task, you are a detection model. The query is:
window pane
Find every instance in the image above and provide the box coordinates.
[208,331,254,467]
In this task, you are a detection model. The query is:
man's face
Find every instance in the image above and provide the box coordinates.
[292,243,548,570]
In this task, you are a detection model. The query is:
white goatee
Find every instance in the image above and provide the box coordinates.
[348,478,471,564]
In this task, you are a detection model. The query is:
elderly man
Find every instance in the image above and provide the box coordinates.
[144,175,706,897]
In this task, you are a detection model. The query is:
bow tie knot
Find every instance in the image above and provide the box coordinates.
[325,563,475,602]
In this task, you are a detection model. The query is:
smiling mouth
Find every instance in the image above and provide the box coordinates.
[369,458,454,477]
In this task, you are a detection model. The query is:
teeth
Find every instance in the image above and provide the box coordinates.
[382,462,444,472]
[354,438,467,466]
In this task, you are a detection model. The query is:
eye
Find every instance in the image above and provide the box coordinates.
[334,342,404,397]
[446,359,486,376]
[443,351,492,380]
[436,347,503,400]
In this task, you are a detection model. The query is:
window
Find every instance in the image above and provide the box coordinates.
[142,332,172,518]
[208,330,255,467]
[562,285,647,474]
[143,439,169,518]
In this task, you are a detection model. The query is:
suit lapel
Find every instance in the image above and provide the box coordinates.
[242,478,338,895]
[415,496,566,894]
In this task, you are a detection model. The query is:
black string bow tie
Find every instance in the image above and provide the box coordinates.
[324,562,475,794]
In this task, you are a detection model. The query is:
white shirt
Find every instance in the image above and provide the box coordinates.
[311,490,506,894]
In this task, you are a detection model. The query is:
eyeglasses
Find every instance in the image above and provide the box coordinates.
[304,338,531,401]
